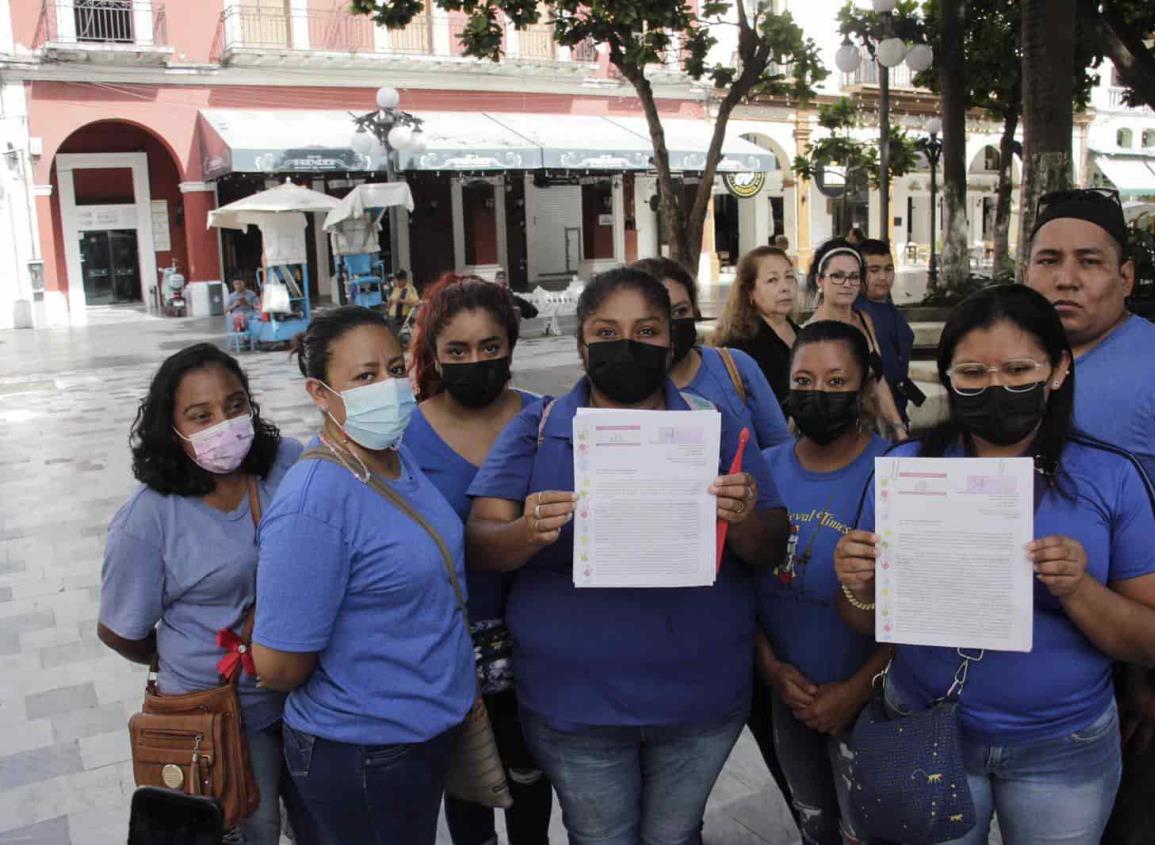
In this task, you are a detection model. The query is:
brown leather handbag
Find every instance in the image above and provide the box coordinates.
[127,478,262,829]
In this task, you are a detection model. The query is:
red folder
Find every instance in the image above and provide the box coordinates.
[715,427,750,573]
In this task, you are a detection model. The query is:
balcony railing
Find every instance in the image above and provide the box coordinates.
[842,48,921,90]
[1107,87,1154,114]
[213,6,604,67]
[34,0,167,49]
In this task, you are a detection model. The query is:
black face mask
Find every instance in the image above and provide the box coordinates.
[439,357,511,409]
[671,317,698,365]
[585,339,670,405]
[787,389,861,445]
[950,382,1048,447]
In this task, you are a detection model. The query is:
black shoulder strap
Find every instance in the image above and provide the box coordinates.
[1067,433,1155,517]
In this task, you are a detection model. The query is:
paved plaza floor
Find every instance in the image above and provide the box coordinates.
[0,306,800,844]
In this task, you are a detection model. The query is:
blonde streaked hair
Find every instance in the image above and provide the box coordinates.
[712,246,794,346]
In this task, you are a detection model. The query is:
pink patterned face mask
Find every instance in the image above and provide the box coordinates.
[175,414,254,475]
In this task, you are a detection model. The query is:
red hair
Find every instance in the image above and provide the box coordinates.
[409,273,522,400]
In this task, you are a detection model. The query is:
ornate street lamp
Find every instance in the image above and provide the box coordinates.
[918,116,944,292]
[348,86,426,273]
[838,2,933,242]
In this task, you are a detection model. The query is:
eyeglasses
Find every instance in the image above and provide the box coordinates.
[822,272,861,287]
[1035,187,1121,218]
[947,359,1049,396]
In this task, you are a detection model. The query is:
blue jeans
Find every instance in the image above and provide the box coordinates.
[770,692,862,845]
[282,723,456,845]
[907,699,1122,845]
[521,708,746,845]
[238,721,325,845]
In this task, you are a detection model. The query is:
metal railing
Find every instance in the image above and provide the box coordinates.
[214,5,602,65]
[34,0,167,48]
[1107,87,1154,114]
[842,48,919,89]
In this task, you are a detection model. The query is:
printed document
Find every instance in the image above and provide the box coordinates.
[572,408,720,588]
[874,457,1034,652]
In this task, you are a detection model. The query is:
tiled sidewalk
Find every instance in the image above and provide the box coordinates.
[0,308,799,845]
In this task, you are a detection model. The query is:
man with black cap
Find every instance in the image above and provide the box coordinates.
[1025,188,1155,482]
[1026,188,1155,845]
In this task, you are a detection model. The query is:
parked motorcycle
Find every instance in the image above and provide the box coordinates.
[159,261,186,317]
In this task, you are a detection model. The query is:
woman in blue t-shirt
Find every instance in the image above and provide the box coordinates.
[631,256,791,450]
[405,274,553,845]
[835,285,1155,845]
[757,321,891,844]
[98,343,317,845]
[467,267,790,845]
[252,306,475,845]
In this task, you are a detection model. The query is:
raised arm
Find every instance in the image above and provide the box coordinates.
[467,492,577,573]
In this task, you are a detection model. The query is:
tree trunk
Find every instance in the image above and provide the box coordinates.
[1018,0,1076,273]
[939,0,969,290]
[625,67,691,264]
[992,107,1019,279]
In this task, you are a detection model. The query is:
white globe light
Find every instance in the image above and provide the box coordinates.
[376,86,400,110]
[349,131,374,156]
[387,125,413,151]
[926,116,943,135]
[872,0,897,12]
[905,43,933,72]
[835,42,861,74]
[876,37,907,68]
[408,131,428,154]
[369,140,389,159]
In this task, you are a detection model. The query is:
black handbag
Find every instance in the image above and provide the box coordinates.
[849,650,983,845]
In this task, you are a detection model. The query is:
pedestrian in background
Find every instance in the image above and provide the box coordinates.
[387,268,420,331]
[225,278,259,333]
[712,246,801,415]
[406,274,554,845]
[252,306,475,845]
[632,256,790,448]
[99,343,317,845]
[836,284,1155,845]
[467,268,789,845]
[855,239,917,424]
[757,321,891,844]
[1023,187,1155,845]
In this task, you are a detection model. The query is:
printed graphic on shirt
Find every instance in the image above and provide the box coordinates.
[771,506,853,598]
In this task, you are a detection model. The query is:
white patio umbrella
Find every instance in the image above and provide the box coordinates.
[208,179,341,231]
[322,182,415,231]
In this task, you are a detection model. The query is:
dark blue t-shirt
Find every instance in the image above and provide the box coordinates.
[254,442,475,745]
[758,435,889,686]
[860,437,1155,745]
[856,295,915,421]
[686,346,791,449]
[404,390,537,623]
[467,378,784,729]
[1073,315,1155,484]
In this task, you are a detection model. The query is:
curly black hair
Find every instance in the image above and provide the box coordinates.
[130,343,281,496]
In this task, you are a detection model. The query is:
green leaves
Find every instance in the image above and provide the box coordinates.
[793,97,916,190]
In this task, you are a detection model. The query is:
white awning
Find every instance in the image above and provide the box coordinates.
[1093,155,1155,197]
[198,108,783,177]
[488,113,653,170]
[606,117,780,173]
[395,112,544,172]
[199,110,373,179]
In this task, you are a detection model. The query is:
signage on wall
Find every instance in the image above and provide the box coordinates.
[722,172,766,199]
[75,205,137,231]
[151,200,171,252]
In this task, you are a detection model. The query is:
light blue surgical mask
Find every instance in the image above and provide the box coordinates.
[322,377,415,451]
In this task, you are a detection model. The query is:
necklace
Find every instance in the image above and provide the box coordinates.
[319,434,371,483]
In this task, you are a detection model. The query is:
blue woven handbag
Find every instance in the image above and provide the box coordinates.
[849,652,982,845]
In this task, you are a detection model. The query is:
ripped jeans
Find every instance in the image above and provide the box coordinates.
[771,692,864,845]
[445,689,553,845]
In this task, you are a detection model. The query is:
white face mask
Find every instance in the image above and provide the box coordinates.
[174,414,254,475]
[322,378,415,451]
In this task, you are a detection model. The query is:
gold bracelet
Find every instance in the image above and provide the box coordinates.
[841,583,876,611]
